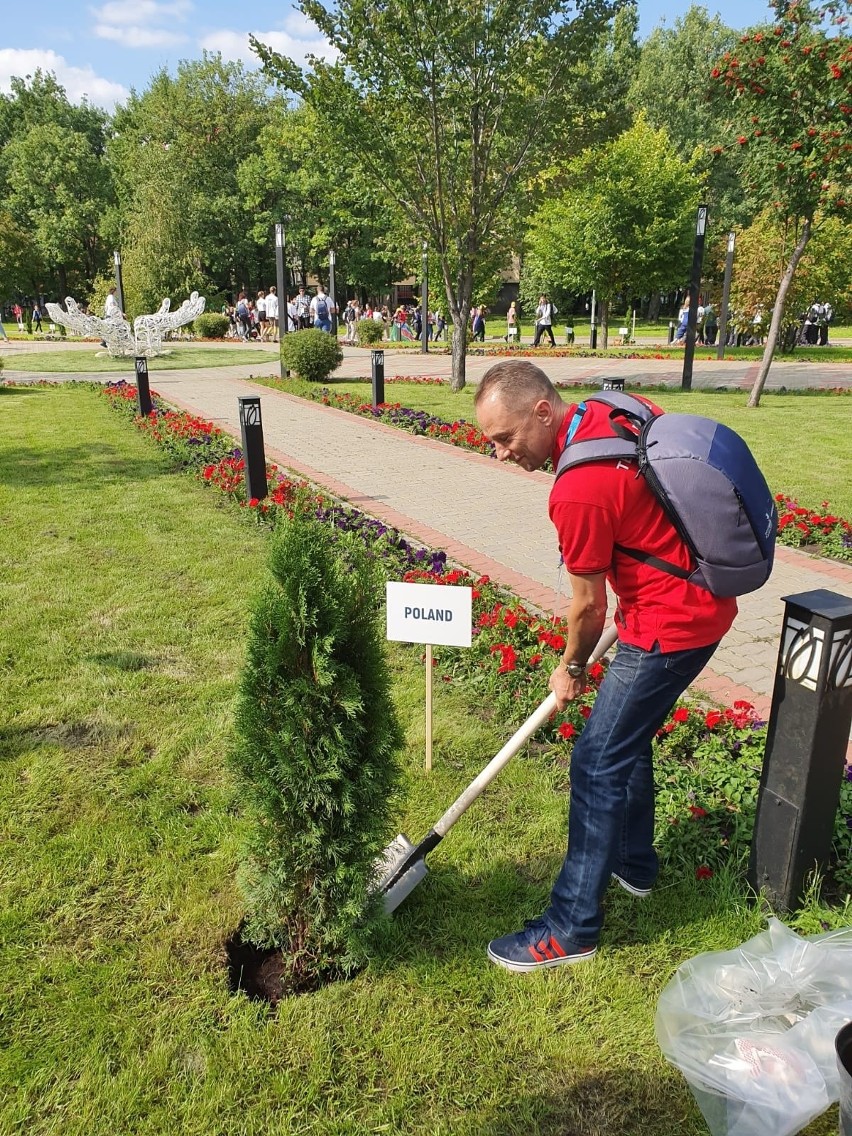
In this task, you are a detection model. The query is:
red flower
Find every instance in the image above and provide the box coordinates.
[528,653,543,668]
[580,705,592,719]
[673,707,690,723]
[705,710,723,729]
[588,662,605,681]
[689,805,708,818]
[737,135,749,145]
[733,700,754,711]
[558,722,577,740]
[695,866,714,880]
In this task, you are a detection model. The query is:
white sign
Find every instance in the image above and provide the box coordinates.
[386,582,472,648]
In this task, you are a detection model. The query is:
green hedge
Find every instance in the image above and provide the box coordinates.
[193,312,230,339]
[279,328,343,382]
[356,318,384,346]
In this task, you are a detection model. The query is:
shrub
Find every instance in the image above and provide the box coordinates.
[230,513,402,985]
[279,328,343,382]
[194,312,229,339]
[356,318,384,346]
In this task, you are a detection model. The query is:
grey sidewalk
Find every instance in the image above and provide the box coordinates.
[4,348,852,727]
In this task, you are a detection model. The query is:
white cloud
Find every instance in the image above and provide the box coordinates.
[94,24,188,48]
[89,0,192,49]
[199,26,337,71]
[0,48,129,109]
[92,0,192,24]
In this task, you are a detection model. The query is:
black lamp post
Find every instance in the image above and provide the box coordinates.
[113,250,124,315]
[275,220,290,378]
[238,396,268,502]
[681,203,708,391]
[421,242,429,355]
[717,230,736,361]
[134,355,152,417]
[328,249,338,337]
[371,349,385,407]
[748,589,852,911]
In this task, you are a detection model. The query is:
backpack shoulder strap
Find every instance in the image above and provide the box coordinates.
[554,393,655,481]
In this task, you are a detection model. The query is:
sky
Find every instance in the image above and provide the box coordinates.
[0,0,776,111]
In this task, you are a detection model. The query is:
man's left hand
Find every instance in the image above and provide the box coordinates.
[549,664,586,711]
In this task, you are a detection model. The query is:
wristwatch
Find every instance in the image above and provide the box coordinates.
[562,661,587,679]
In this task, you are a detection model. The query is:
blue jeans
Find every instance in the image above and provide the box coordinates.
[545,639,719,945]
[314,319,332,333]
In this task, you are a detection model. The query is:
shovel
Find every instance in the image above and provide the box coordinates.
[375,623,619,914]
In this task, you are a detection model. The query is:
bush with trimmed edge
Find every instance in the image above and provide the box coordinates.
[356,318,384,346]
[230,513,402,986]
[279,328,343,382]
[193,312,230,339]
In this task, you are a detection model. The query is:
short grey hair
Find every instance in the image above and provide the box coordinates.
[474,359,560,413]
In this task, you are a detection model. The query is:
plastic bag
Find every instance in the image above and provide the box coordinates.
[656,918,852,1136]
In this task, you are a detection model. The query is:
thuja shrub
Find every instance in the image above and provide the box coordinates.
[193,312,229,339]
[356,318,384,345]
[279,328,343,382]
[230,513,402,983]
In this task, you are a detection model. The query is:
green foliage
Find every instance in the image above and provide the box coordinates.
[279,328,343,382]
[708,0,852,225]
[729,208,852,327]
[230,515,402,978]
[193,312,229,339]
[356,317,384,345]
[5,122,111,296]
[109,55,271,314]
[524,116,700,343]
[628,6,744,225]
[252,0,620,389]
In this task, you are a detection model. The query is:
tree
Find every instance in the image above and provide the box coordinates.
[236,105,406,301]
[109,55,270,313]
[628,7,745,229]
[728,208,852,340]
[6,123,111,300]
[252,0,617,390]
[523,116,700,345]
[708,0,852,405]
[230,515,402,989]
[0,71,112,301]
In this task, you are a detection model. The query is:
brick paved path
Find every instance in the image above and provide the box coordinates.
[3,343,851,738]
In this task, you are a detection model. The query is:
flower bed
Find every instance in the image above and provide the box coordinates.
[100,381,852,887]
[311,386,495,456]
[775,493,852,560]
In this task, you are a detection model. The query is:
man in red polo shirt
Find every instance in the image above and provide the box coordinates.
[474,360,736,973]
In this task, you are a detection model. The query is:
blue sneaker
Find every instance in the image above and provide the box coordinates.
[611,872,653,898]
[487,919,597,973]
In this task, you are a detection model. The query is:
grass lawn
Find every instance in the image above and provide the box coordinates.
[1,344,278,372]
[376,337,852,361]
[0,385,843,1135]
[261,378,852,519]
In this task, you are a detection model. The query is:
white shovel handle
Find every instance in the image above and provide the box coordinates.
[433,622,619,837]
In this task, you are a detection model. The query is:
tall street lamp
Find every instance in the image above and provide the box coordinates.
[717,230,736,361]
[328,249,338,337]
[681,203,708,392]
[275,220,291,378]
[421,242,429,355]
[113,250,124,315]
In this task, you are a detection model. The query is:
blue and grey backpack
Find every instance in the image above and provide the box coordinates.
[555,391,777,597]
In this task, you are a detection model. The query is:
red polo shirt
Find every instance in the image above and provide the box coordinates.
[549,401,736,652]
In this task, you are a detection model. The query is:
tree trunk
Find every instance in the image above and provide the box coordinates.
[647,292,661,322]
[747,218,812,408]
[450,315,468,391]
[58,264,68,302]
[600,298,610,349]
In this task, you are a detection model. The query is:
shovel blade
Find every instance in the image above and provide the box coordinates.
[374,833,429,914]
